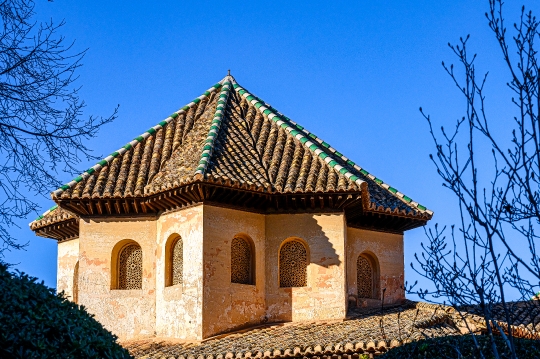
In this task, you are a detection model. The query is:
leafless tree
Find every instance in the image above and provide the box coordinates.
[409,1,540,358]
[0,0,117,254]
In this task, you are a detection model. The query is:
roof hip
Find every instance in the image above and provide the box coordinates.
[195,76,233,177]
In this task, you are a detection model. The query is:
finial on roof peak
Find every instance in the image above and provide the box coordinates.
[228,69,231,76]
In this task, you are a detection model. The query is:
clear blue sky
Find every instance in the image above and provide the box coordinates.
[3,1,537,299]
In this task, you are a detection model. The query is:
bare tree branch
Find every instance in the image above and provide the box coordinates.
[0,0,117,254]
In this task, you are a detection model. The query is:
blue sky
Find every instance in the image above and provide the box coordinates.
[3,1,537,299]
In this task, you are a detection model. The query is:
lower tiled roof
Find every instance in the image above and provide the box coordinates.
[122,302,460,358]
[29,205,76,232]
[122,301,540,358]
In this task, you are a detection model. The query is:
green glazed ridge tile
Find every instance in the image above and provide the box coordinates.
[417,204,427,211]
[388,187,398,194]
[170,113,179,119]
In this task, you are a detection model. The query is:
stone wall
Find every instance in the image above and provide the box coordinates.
[57,238,79,302]
[156,206,204,340]
[202,205,266,338]
[346,227,405,306]
[78,216,157,340]
[55,206,405,341]
[265,213,347,322]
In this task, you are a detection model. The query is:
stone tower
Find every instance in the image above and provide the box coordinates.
[30,75,432,341]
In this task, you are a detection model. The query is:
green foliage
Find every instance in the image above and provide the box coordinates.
[0,262,132,359]
[380,335,540,359]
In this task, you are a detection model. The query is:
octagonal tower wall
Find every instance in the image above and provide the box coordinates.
[77,216,157,341]
[156,205,204,340]
[201,205,266,338]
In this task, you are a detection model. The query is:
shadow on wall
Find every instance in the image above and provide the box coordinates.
[266,212,343,323]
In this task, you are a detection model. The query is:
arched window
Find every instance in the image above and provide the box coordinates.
[231,235,254,285]
[165,234,183,287]
[357,253,379,299]
[118,243,143,290]
[279,239,308,287]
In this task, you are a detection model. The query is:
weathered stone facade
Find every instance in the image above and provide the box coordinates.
[32,75,431,342]
[56,204,405,341]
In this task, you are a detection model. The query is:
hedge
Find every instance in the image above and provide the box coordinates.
[0,262,132,358]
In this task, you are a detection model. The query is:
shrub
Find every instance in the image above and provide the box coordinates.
[0,262,132,358]
[380,335,540,359]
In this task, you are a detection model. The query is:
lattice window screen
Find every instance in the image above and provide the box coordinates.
[231,237,252,284]
[357,256,373,299]
[279,240,307,287]
[118,244,143,290]
[172,238,183,286]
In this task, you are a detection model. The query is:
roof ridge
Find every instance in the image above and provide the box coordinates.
[50,80,224,200]
[231,80,432,216]
[195,77,233,176]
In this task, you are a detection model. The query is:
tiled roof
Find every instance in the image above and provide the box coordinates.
[29,205,78,240]
[30,74,432,233]
[122,301,540,359]
[122,302,459,358]
[29,205,75,230]
[122,303,460,359]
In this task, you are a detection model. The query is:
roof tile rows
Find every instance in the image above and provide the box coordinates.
[31,75,432,230]
[122,301,540,359]
[122,302,459,358]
